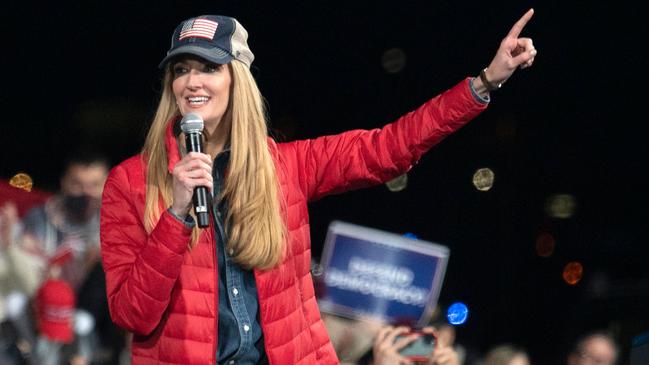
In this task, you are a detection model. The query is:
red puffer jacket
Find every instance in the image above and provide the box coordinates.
[100,79,486,364]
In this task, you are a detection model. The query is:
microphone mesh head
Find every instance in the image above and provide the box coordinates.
[180,113,204,133]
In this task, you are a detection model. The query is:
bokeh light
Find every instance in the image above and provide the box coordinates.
[563,261,584,285]
[385,173,408,192]
[447,302,469,325]
[9,172,33,192]
[472,168,494,191]
[546,194,577,219]
[402,232,418,240]
[381,48,407,74]
[535,232,556,258]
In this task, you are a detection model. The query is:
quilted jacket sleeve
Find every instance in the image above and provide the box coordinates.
[282,78,488,201]
[100,163,192,336]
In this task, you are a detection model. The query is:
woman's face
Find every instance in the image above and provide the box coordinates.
[171,56,231,128]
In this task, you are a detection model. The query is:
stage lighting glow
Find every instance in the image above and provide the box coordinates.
[563,262,583,285]
[9,173,33,192]
[535,232,556,257]
[447,302,469,325]
[385,173,408,192]
[472,168,494,191]
[381,48,407,74]
[402,232,418,239]
[546,194,576,219]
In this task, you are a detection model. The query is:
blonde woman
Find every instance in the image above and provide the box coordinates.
[100,12,537,365]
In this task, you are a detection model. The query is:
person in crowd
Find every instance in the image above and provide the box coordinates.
[32,260,77,365]
[322,312,384,364]
[1,153,116,364]
[100,10,537,364]
[367,325,459,365]
[482,344,530,365]
[567,331,618,365]
[16,153,109,292]
[323,310,464,365]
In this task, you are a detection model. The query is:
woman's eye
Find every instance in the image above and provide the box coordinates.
[204,64,220,73]
[173,66,188,76]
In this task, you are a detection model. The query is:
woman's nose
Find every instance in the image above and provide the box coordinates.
[185,70,202,90]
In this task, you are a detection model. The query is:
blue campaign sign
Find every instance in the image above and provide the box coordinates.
[631,331,649,365]
[317,221,449,327]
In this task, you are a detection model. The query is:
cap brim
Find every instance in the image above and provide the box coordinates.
[158,45,234,69]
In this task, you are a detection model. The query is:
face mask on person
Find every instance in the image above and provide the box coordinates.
[62,194,99,224]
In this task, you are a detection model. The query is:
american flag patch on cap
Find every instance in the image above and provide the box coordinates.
[179,18,218,41]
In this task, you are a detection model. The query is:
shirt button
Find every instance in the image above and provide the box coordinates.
[232,288,239,296]
[229,361,235,364]
[228,248,234,255]
[243,324,250,332]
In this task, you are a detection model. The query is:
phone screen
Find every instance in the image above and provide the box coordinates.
[398,333,436,358]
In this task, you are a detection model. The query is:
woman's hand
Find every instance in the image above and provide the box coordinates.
[170,152,213,217]
[475,8,537,93]
[373,326,417,365]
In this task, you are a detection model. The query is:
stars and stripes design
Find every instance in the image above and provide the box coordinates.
[179,18,219,41]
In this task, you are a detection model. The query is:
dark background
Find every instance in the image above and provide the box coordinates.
[2,1,647,363]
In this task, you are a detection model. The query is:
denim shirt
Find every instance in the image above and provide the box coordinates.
[212,150,266,364]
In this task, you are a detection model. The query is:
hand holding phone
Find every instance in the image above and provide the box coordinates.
[373,326,418,365]
[396,331,437,363]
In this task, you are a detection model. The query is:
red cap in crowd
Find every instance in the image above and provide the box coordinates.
[35,279,76,343]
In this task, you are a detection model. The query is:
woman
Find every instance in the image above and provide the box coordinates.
[100,12,536,365]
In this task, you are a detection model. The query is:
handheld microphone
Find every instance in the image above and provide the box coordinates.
[180,113,210,228]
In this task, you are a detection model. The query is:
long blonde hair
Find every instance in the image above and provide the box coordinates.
[142,60,285,270]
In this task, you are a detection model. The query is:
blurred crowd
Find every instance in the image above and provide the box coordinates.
[0,154,128,365]
[0,154,620,365]
[323,311,619,365]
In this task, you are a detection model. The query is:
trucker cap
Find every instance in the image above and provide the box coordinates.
[159,15,254,68]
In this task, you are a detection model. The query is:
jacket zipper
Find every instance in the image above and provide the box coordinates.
[210,217,219,364]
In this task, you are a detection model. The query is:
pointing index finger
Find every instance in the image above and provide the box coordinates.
[507,8,534,38]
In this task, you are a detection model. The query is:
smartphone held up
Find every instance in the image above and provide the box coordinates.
[396,331,437,363]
